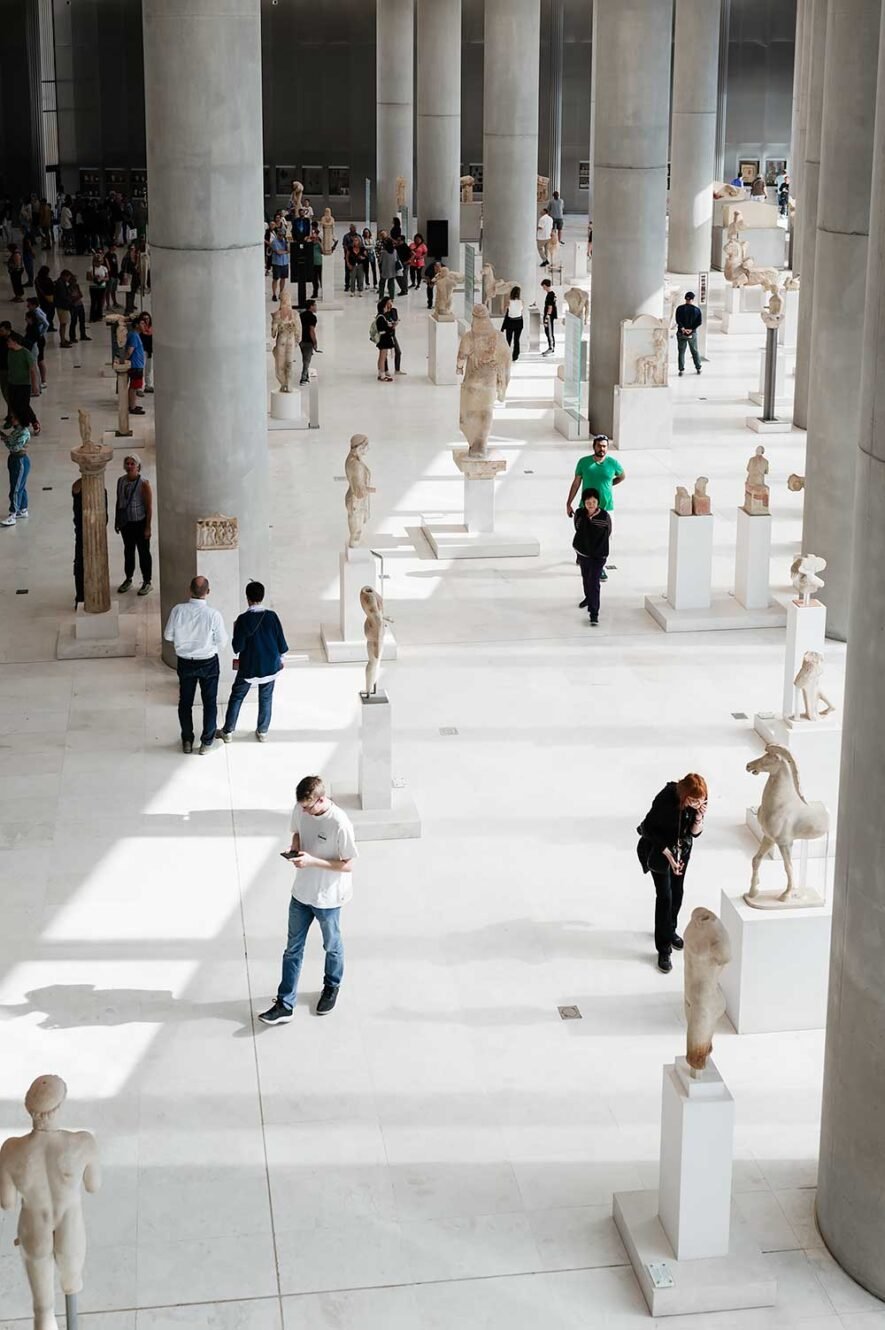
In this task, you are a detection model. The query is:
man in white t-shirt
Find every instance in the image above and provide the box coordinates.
[537,208,554,265]
[259,775,358,1023]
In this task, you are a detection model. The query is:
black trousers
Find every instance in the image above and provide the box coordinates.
[120,517,152,582]
[89,286,105,321]
[70,303,86,340]
[544,317,556,351]
[7,383,37,428]
[577,554,605,617]
[651,864,685,956]
[176,655,220,746]
[505,317,523,361]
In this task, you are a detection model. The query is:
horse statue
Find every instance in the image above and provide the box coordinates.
[746,744,830,902]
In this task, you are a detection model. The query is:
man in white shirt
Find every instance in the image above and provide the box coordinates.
[162,576,228,754]
[537,208,554,265]
[259,775,358,1023]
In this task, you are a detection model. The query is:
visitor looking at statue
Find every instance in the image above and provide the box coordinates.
[636,774,708,973]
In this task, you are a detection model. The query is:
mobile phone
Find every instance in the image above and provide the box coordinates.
[280,850,302,861]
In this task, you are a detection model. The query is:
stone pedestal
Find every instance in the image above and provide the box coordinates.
[427,315,459,385]
[666,510,713,611]
[782,598,827,717]
[269,387,309,430]
[566,239,588,280]
[57,603,138,659]
[321,545,399,663]
[613,384,672,450]
[733,508,773,610]
[659,1058,734,1262]
[338,691,422,840]
[421,452,540,559]
[747,345,794,409]
[721,285,766,335]
[720,889,833,1033]
[779,284,801,350]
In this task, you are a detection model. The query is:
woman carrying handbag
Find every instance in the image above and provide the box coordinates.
[501,285,524,362]
[636,773,708,973]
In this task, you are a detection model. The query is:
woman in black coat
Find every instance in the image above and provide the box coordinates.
[572,487,612,625]
[637,773,708,972]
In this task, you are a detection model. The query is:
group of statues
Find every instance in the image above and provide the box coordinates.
[674,477,710,516]
[723,211,780,294]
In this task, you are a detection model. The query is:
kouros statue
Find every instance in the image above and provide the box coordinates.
[344,434,375,549]
[460,175,475,202]
[271,291,301,393]
[456,305,512,458]
[320,207,337,256]
[360,586,385,698]
[563,287,590,323]
[289,179,304,214]
[0,1076,100,1330]
[683,908,732,1075]
[744,445,770,514]
[791,651,836,722]
[431,265,463,322]
[693,476,711,515]
[674,485,692,516]
[791,552,827,604]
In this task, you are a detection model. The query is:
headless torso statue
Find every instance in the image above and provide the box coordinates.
[456,305,512,457]
[0,1076,100,1330]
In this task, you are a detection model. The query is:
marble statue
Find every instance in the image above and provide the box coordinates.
[726,210,745,241]
[431,265,464,322]
[726,245,780,293]
[545,228,560,267]
[744,446,770,514]
[563,287,590,322]
[792,651,835,722]
[320,207,336,256]
[195,514,238,551]
[785,274,800,291]
[271,291,302,393]
[746,744,830,902]
[481,263,513,310]
[634,324,669,386]
[693,476,711,516]
[791,552,827,604]
[460,175,475,202]
[70,411,114,615]
[714,181,747,199]
[761,287,784,329]
[683,908,732,1075]
[289,179,304,214]
[395,176,407,210]
[787,473,805,492]
[674,485,692,516]
[344,434,375,548]
[360,586,384,697]
[456,305,512,458]
[0,1075,100,1330]
[537,175,549,204]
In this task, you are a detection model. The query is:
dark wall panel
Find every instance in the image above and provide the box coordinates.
[0,0,37,198]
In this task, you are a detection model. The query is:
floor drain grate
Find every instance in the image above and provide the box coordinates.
[439,727,458,736]
[558,1005,582,1020]
[731,711,748,720]
[16,589,28,595]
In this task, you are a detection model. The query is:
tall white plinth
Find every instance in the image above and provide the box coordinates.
[317,259,343,310]
[321,546,398,664]
[720,889,833,1033]
[307,372,320,428]
[269,387,309,430]
[196,544,240,704]
[779,285,800,350]
[421,452,540,559]
[733,508,773,609]
[613,384,672,450]
[659,1058,734,1261]
[427,315,459,385]
[781,598,827,717]
[721,285,766,335]
[748,346,794,405]
[339,690,422,841]
[667,511,713,610]
[566,239,588,279]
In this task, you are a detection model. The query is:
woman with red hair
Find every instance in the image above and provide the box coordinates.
[637,773,708,973]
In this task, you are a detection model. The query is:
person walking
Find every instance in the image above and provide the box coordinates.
[163,576,228,755]
[23,305,48,393]
[361,228,377,288]
[0,322,11,425]
[217,581,289,743]
[408,233,427,288]
[54,270,73,347]
[21,231,35,288]
[572,487,612,625]
[138,311,154,393]
[565,435,624,580]
[88,251,108,323]
[636,773,708,972]
[68,274,90,343]
[105,242,120,310]
[346,236,366,296]
[537,208,554,265]
[114,454,153,596]
[299,299,318,385]
[258,775,358,1023]
[750,174,767,202]
[0,409,31,527]
[423,256,440,311]
[541,278,558,355]
[387,299,406,375]
[374,297,396,381]
[675,291,703,376]
[5,331,40,433]
[6,245,25,303]
[34,266,56,330]
[394,236,412,295]
[122,316,147,417]
[269,224,289,301]
[502,286,524,361]
[378,237,398,300]
[549,190,565,237]
[341,223,359,292]
[119,242,140,314]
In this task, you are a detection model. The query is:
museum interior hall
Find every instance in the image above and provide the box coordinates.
[1,0,885,1327]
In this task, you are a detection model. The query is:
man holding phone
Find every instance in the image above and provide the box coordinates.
[259,775,358,1023]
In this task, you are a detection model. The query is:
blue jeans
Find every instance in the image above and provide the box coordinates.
[7,452,30,514]
[277,897,343,1008]
[176,655,219,745]
[223,673,274,734]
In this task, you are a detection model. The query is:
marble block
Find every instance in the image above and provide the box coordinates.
[269,388,309,429]
[359,691,392,811]
[659,1058,734,1261]
[427,314,459,385]
[57,605,137,659]
[721,285,767,335]
[321,546,398,664]
[613,383,672,450]
[719,889,832,1033]
[553,405,589,439]
[779,284,801,350]
[337,788,422,841]
[746,415,794,434]
[733,508,773,610]
[566,239,588,279]
[666,510,713,611]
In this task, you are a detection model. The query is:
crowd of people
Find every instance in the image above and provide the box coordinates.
[0,190,147,256]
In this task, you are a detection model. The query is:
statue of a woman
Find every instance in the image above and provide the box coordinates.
[271,291,301,393]
[456,305,512,458]
[320,207,336,256]
[344,434,375,548]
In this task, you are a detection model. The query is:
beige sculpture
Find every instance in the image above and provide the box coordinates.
[792,651,835,722]
[726,210,745,241]
[634,324,669,386]
[791,552,826,604]
[395,176,407,210]
[785,274,801,291]
[563,287,590,322]
[743,445,770,514]
[746,744,830,902]
[693,477,711,516]
[70,411,114,615]
[761,287,784,330]
[683,908,732,1075]
[456,305,512,458]
[713,181,747,199]
[320,207,336,256]
[271,290,302,393]
[289,179,304,213]
[460,175,475,202]
[481,263,513,310]
[724,238,779,293]
[0,1075,100,1330]
[537,175,549,204]
[787,473,805,492]
[431,265,464,322]
[344,434,375,548]
[360,585,384,697]
[674,485,692,516]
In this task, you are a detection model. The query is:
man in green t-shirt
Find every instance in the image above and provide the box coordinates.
[566,435,625,580]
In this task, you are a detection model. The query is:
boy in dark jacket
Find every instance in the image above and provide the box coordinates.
[217,581,289,742]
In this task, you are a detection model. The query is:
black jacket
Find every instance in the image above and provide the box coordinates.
[572,507,611,560]
[675,303,702,334]
[232,610,288,679]
[637,781,700,874]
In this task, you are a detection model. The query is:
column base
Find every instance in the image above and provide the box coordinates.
[421,524,540,560]
[720,888,832,1032]
[644,593,786,633]
[335,788,422,841]
[102,428,149,450]
[57,611,138,660]
[746,416,795,434]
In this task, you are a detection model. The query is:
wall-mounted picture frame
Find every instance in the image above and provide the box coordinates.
[578,160,590,191]
[739,158,761,182]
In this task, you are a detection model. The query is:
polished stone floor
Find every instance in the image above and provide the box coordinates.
[0,225,877,1329]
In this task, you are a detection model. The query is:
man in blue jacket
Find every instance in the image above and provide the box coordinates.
[217,581,289,743]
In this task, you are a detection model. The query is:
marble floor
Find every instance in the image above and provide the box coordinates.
[0,225,878,1329]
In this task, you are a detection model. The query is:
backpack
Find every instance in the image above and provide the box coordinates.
[369,318,380,345]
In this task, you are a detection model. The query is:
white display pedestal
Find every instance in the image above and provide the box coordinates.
[427,315,459,385]
[269,387,309,431]
[338,691,421,841]
[566,240,588,280]
[197,543,240,705]
[527,306,541,352]
[421,452,540,559]
[779,285,801,350]
[57,602,138,659]
[321,546,399,663]
[667,510,713,610]
[102,421,149,451]
[721,285,766,335]
[720,889,832,1033]
[747,414,794,435]
[613,1058,776,1317]
[748,345,794,407]
[780,598,827,717]
[317,259,343,311]
[733,508,773,610]
[613,384,672,450]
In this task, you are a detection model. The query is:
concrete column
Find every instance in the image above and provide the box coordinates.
[792,0,829,428]
[802,0,880,641]
[142,0,268,667]
[547,0,564,194]
[377,0,415,229]
[817,5,885,1287]
[791,0,814,270]
[668,0,721,275]
[589,0,673,437]
[789,0,808,202]
[587,1,598,219]
[416,0,460,262]
[482,0,541,304]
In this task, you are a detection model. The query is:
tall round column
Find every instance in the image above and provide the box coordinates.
[143,0,268,666]
[789,0,808,202]
[801,0,880,641]
[377,0,415,229]
[791,0,814,270]
[589,0,673,437]
[482,0,541,304]
[416,0,460,262]
[792,0,829,428]
[668,0,721,275]
[817,4,885,1290]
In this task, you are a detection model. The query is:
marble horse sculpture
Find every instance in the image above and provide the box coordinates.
[746,744,830,902]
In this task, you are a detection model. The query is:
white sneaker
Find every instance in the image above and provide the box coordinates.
[1,514,16,526]
[18,510,28,518]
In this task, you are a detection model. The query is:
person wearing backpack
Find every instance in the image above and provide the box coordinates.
[374,296,395,382]
[217,581,289,743]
